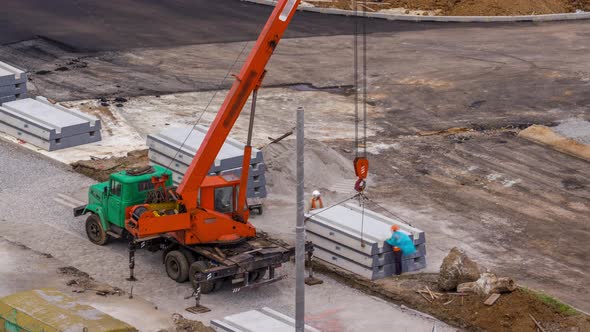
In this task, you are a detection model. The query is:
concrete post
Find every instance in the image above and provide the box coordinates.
[295,106,305,332]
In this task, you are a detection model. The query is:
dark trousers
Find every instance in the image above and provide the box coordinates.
[393,248,402,275]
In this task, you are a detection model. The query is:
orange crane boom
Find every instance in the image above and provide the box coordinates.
[178,0,301,210]
[125,0,302,246]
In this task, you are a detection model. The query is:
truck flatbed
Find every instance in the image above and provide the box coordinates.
[129,233,312,294]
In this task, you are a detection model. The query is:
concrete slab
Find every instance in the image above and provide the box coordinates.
[147,126,268,199]
[306,203,425,256]
[0,121,101,151]
[146,126,263,173]
[148,149,266,179]
[308,231,426,268]
[314,246,427,280]
[0,97,101,151]
[0,95,17,104]
[0,83,26,97]
[0,61,26,86]
[211,307,321,332]
[149,159,268,199]
[217,163,266,177]
[306,203,427,279]
[0,97,101,140]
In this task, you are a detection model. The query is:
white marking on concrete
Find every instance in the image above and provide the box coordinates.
[57,193,85,206]
[53,197,78,209]
[43,222,86,241]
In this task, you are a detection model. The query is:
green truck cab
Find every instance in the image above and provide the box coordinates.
[74,165,173,245]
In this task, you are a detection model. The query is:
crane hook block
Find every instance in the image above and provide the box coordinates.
[354,157,369,180]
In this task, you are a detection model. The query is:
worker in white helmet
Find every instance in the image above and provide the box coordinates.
[309,190,324,211]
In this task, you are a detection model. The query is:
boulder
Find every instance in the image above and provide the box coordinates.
[458,273,516,295]
[438,247,482,291]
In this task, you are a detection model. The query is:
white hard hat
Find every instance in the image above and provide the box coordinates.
[312,190,321,197]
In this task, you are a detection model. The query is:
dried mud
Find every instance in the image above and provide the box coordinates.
[71,149,149,182]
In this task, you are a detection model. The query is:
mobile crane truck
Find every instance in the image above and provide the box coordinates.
[74,0,309,295]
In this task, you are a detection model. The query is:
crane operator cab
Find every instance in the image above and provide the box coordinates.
[125,172,254,245]
[199,173,249,221]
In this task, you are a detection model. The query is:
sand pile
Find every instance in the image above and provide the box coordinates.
[263,139,355,196]
[519,125,590,162]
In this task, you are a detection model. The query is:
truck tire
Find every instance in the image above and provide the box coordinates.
[85,214,110,246]
[251,268,267,282]
[165,250,190,283]
[180,248,197,266]
[189,261,216,294]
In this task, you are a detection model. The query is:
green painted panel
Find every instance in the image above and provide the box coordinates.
[0,289,137,332]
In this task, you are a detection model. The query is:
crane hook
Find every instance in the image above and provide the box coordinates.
[353,157,369,193]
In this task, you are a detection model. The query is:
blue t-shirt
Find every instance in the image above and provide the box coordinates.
[385,231,416,256]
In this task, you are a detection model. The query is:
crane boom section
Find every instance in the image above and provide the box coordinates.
[177,0,301,209]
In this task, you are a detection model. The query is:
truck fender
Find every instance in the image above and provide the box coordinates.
[84,204,109,231]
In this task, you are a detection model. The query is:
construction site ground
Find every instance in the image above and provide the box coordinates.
[0,139,453,331]
[1,1,589,331]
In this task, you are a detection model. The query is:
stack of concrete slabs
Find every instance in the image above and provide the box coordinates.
[211,307,321,332]
[147,126,267,198]
[0,97,101,151]
[306,203,426,280]
[0,61,27,104]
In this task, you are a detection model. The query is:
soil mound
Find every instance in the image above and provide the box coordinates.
[309,0,590,16]
[170,314,214,332]
[263,139,354,196]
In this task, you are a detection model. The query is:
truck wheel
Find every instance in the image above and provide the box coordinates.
[165,250,190,283]
[180,248,197,266]
[85,214,109,246]
[250,268,267,283]
[189,261,216,294]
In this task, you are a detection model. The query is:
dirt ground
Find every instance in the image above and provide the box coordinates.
[315,261,590,332]
[308,0,590,15]
[352,127,590,310]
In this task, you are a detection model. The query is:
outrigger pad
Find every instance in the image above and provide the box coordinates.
[305,276,324,286]
[186,305,211,314]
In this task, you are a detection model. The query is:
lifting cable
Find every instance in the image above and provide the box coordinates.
[164,41,251,173]
[362,194,414,227]
[304,193,362,222]
[353,0,369,246]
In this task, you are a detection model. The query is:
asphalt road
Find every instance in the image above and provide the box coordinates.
[0,0,470,51]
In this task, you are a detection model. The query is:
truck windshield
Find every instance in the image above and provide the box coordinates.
[111,180,122,196]
[214,186,234,213]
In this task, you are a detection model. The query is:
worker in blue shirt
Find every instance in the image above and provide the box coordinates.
[386,225,416,275]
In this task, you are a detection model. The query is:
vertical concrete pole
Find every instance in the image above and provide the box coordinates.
[295,106,305,332]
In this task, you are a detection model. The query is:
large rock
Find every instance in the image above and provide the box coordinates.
[457,273,516,295]
[438,247,481,291]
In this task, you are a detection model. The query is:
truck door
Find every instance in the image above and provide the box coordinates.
[107,180,124,227]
